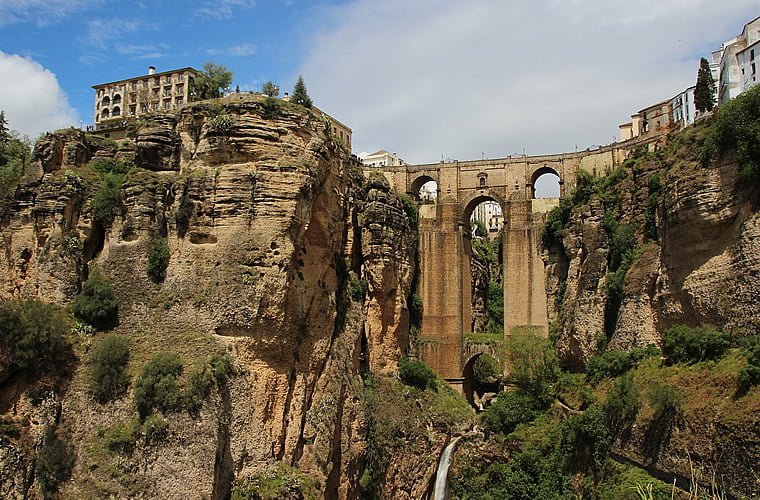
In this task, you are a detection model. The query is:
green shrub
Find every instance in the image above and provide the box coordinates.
[558,406,612,472]
[210,113,233,135]
[702,84,760,181]
[541,197,573,248]
[662,324,730,364]
[133,352,183,419]
[586,345,659,383]
[485,281,504,334]
[142,414,168,444]
[604,373,640,435]
[103,417,141,454]
[480,390,545,435]
[175,190,194,237]
[90,335,130,403]
[232,462,318,500]
[409,292,423,328]
[208,353,234,383]
[648,384,683,421]
[398,357,437,390]
[472,353,501,386]
[261,96,281,119]
[71,270,118,330]
[146,237,170,283]
[89,158,132,175]
[0,299,70,379]
[184,353,234,415]
[184,366,214,415]
[737,336,760,394]
[505,336,560,405]
[91,173,123,227]
[399,193,419,227]
[36,425,74,497]
[347,276,368,301]
[103,414,167,453]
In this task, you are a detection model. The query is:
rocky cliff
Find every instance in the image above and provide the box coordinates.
[0,96,424,498]
[545,120,760,496]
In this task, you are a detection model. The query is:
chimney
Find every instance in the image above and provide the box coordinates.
[148,66,156,75]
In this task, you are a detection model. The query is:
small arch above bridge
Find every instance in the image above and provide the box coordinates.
[530,165,562,199]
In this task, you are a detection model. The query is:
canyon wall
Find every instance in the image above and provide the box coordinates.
[0,98,424,498]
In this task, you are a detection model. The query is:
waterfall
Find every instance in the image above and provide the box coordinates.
[433,437,461,500]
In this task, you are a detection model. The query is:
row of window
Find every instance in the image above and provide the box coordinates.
[95,74,188,98]
[96,97,185,121]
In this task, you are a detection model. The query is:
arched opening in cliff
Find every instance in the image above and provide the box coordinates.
[462,352,502,409]
[531,166,561,199]
[409,175,438,204]
[462,197,505,338]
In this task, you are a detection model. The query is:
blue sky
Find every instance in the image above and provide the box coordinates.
[0,0,346,128]
[1,1,758,162]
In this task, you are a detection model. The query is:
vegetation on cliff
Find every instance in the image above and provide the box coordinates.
[361,371,473,499]
[0,115,31,219]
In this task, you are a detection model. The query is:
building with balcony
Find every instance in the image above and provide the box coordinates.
[92,66,199,130]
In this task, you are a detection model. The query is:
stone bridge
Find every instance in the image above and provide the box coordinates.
[369,138,653,393]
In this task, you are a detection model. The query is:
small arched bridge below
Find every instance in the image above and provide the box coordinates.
[368,138,656,393]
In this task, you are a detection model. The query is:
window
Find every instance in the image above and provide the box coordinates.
[175,96,183,105]
[131,82,137,91]
[751,49,755,61]
[178,74,184,82]
[175,84,184,94]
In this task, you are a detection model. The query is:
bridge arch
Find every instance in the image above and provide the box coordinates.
[462,351,503,408]
[409,174,438,200]
[460,192,507,231]
[530,165,562,199]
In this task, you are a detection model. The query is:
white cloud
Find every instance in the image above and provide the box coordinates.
[205,43,256,57]
[195,0,256,20]
[300,0,759,162]
[0,0,93,26]
[0,52,78,137]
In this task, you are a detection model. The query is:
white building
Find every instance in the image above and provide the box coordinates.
[737,41,759,93]
[471,201,504,235]
[360,150,405,168]
[670,86,696,128]
[712,16,760,104]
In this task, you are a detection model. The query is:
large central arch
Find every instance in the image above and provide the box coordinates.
[367,140,643,390]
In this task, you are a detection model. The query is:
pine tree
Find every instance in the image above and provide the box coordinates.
[291,76,312,108]
[695,57,716,113]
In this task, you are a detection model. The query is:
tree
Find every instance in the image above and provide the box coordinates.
[90,335,130,402]
[190,62,233,101]
[72,270,119,329]
[261,81,279,97]
[695,57,716,113]
[291,76,313,108]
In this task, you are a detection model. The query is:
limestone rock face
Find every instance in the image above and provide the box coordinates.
[554,202,610,369]
[358,176,417,374]
[0,99,419,499]
[549,154,759,367]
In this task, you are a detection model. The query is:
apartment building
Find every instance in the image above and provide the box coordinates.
[92,66,199,127]
[712,16,760,104]
[670,86,696,128]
